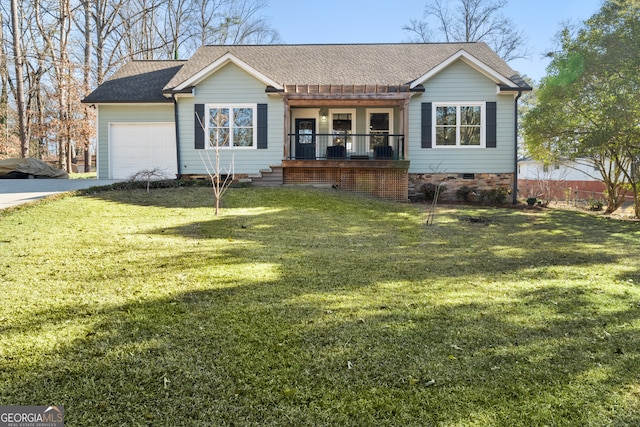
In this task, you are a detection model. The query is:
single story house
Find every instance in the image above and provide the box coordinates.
[83,43,531,201]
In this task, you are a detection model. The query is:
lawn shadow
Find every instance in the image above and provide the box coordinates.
[286,282,640,425]
[5,278,640,426]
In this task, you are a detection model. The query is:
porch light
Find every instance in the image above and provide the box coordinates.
[320,108,328,122]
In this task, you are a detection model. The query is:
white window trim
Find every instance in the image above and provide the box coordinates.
[329,108,357,151]
[329,109,357,135]
[366,108,394,134]
[205,103,257,149]
[366,108,394,153]
[432,102,486,148]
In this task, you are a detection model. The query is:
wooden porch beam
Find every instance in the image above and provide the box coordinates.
[284,93,413,100]
[402,98,411,159]
[283,97,290,160]
[284,98,408,107]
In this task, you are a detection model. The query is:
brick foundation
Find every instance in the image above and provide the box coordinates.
[410,173,514,202]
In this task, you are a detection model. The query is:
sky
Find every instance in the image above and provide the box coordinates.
[265,0,604,83]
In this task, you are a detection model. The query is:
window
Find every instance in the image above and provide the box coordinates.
[331,110,355,148]
[207,104,256,148]
[434,103,485,147]
[367,109,393,148]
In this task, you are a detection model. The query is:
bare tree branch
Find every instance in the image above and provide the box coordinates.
[405,0,529,61]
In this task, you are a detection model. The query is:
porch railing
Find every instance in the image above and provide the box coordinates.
[287,133,404,161]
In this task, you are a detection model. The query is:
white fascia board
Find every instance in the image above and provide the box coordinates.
[174,53,283,91]
[496,88,522,98]
[410,50,516,89]
[497,87,531,97]
[163,89,194,99]
[170,91,195,99]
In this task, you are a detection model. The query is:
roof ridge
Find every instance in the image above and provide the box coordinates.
[129,59,188,63]
[201,42,484,47]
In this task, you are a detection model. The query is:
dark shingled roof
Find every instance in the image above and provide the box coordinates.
[83,61,185,103]
[84,44,530,103]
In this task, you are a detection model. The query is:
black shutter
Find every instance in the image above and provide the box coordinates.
[421,102,432,148]
[257,103,268,149]
[194,104,205,149]
[486,102,497,148]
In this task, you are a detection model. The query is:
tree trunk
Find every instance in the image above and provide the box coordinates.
[83,0,92,172]
[631,182,640,219]
[10,0,28,157]
[0,12,7,128]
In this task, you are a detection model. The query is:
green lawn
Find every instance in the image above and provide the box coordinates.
[69,172,97,179]
[1,186,639,426]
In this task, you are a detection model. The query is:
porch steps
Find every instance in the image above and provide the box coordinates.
[250,165,283,187]
[408,183,422,202]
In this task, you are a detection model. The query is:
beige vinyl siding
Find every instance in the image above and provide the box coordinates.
[96,104,174,179]
[177,62,284,176]
[408,60,516,174]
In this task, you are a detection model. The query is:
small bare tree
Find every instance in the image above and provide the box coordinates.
[424,162,447,225]
[196,111,235,216]
[129,168,170,193]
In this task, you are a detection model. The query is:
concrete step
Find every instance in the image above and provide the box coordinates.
[250,165,283,187]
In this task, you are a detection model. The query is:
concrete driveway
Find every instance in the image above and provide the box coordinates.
[0,179,124,209]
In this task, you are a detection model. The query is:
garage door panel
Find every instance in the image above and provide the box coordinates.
[110,123,177,179]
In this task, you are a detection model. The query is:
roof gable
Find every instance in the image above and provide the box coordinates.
[173,52,283,91]
[409,50,516,89]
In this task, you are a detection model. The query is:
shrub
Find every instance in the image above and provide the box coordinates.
[419,183,446,201]
[589,198,604,211]
[480,188,509,204]
[456,186,477,202]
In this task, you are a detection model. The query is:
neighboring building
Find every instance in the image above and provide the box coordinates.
[518,157,606,201]
[83,43,531,201]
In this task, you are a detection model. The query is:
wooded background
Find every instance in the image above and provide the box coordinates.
[0,0,280,170]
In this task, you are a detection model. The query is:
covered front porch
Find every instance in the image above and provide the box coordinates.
[280,84,416,160]
[275,84,418,201]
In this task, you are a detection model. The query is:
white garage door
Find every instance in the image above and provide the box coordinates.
[109,123,177,179]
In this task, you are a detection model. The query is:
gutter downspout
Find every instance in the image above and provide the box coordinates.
[512,89,523,205]
[172,94,181,179]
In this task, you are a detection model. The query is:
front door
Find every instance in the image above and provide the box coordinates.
[295,118,316,159]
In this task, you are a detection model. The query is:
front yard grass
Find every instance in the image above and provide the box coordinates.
[1,186,639,426]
